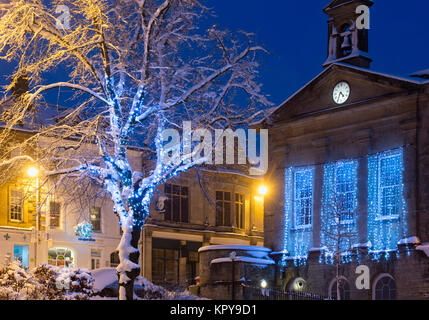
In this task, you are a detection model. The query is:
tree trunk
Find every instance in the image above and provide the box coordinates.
[117,225,142,300]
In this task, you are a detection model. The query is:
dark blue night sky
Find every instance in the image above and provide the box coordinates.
[1,1,428,107]
[211,0,429,105]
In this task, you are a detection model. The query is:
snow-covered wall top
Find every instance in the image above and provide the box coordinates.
[198,245,271,253]
[210,256,275,265]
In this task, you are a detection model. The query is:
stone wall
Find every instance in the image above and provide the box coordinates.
[198,245,275,300]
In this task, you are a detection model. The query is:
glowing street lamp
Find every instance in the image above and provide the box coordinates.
[260,279,268,289]
[258,185,268,196]
[27,166,39,178]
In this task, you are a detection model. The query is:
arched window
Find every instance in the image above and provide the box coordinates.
[373,274,396,300]
[48,247,75,268]
[329,277,351,300]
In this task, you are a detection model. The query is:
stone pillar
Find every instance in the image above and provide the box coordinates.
[179,240,188,287]
[142,228,152,281]
[403,144,417,237]
[203,233,211,247]
[357,157,368,244]
[231,179,236,228]
[313,164,323,248]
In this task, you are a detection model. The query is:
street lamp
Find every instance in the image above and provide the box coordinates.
[260,279,268,289]
[27,166,39,178]
[230,251,237,300]
[27,166,40,266]
[258,185,268,196]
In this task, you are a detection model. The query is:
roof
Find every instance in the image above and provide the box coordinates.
[323,0,373,11]
[258,62,424,125]
[411,68,429,79]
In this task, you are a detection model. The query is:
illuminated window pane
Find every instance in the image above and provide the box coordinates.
[283,167,314,263]
[294,170,313,228]
[368,148,407,254]
[90,207,101,232]
[10,189,24,222]
[49,201,61,228]
[379,154,402,218]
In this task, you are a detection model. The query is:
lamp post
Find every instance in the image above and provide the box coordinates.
[27,166,40,267]
[230,251,236,300]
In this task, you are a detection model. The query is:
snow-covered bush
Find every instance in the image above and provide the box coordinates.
[0,261,40,300]
[0,262,94,300]
[58,267,94,300]
[32,264,61,300]
[134,277,200,300]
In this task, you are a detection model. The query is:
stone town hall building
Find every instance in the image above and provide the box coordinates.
[262,0,429,300]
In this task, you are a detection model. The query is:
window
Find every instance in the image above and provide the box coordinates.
[235,193,245,229]
[378,153,402,219]
[330,278,351,300]
[294,169,313,228]
[335,161,357,223]
[90,207,101,232]
[10,189,24,222]
[110,251,120,268]
[216,191,232,227]
[152,248,179,285]
[13,245,29,268]
[368,149,406,252]
[284,167,314,259]
[49,201,61,228]
[373,275,396,300]
[164,184,189,223]
[48,247,75,268]
[91,249,101,270]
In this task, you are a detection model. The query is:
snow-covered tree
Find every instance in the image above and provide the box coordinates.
[0,0,270,299]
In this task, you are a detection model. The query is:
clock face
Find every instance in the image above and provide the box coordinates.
[333,81,350,104]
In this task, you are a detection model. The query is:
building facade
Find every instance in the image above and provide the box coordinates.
[141,169,265,288]
[0,132,265,291]
[0,136,144,272]
[262,0,429,300]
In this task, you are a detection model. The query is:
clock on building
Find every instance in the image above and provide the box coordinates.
[333,81,350,104]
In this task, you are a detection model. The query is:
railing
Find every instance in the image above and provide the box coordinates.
[242,285,332,301]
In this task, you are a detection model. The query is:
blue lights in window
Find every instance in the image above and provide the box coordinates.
[368,148,407,258]
[282,148,409,266]
[321,160,359,262]
[283,166,314,264]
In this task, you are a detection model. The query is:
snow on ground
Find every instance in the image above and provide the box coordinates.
[91,268,203,300]
[92,268,117,292]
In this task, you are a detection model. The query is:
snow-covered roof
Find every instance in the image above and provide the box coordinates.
[416,243,429,257]
[324,0,373,11]
[398,236,421,245]
[198,245,271,253]
[411,68,429,79]
[210,256,275,265]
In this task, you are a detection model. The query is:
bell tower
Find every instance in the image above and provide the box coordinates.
[323,0,373,68]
